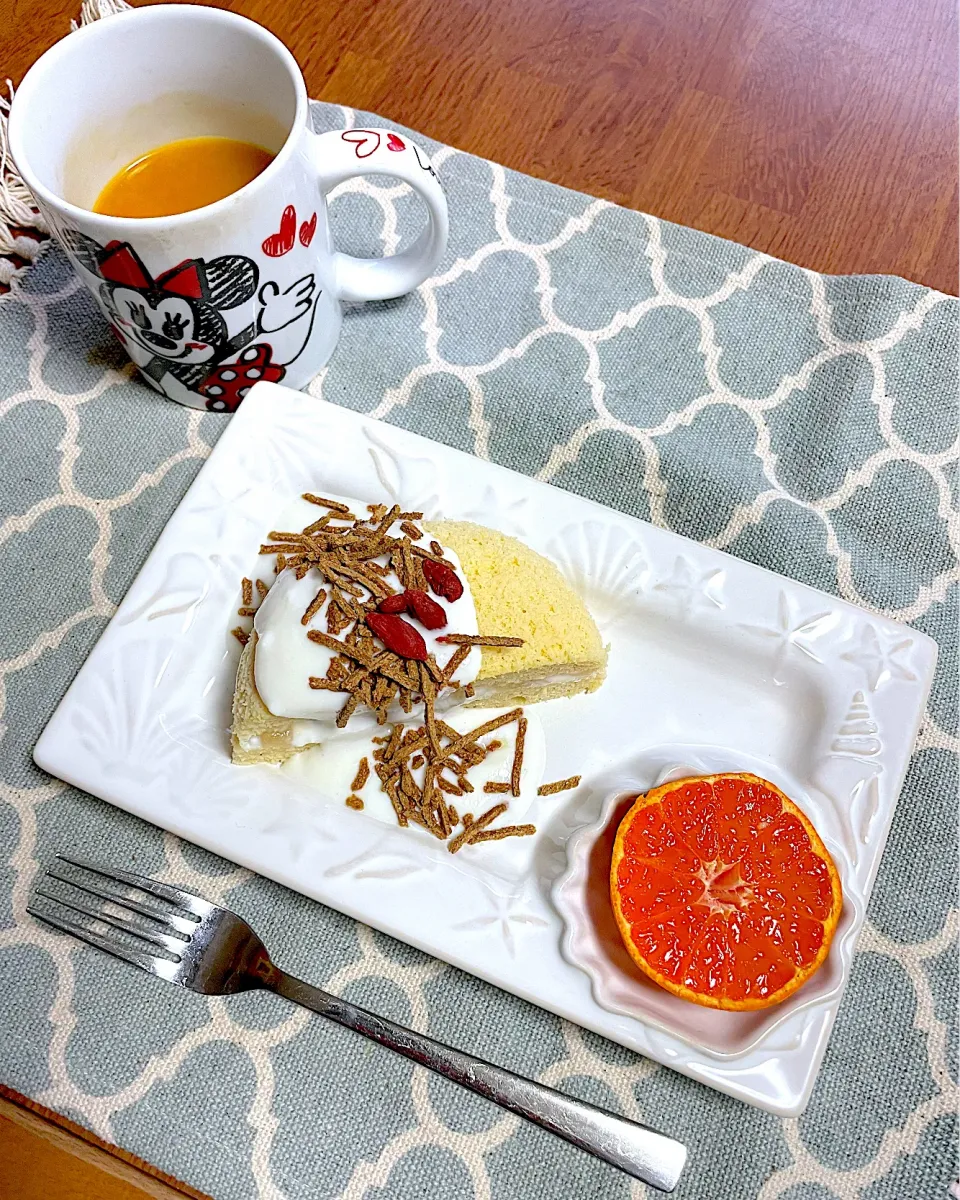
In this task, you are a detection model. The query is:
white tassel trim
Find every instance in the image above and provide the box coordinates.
[71,0,132,32]
[0,82,48,243]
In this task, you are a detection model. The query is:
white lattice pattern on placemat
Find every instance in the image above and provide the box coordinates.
[0,92,955,1200]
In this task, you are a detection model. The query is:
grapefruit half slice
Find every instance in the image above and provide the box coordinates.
[610,773,842,1010]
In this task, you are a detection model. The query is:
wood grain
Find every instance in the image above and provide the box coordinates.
[0,0,955,1193]
[0,1088,207,1199]
[0,0,956,291]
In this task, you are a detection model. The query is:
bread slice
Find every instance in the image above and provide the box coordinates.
[231,521,606,763]
[426,521,607,706]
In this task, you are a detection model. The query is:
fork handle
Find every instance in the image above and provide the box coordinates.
[270,969,687,1192]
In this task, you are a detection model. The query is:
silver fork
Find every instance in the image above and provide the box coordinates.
[29,854,687,1192]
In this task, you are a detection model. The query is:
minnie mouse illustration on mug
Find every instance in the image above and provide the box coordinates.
[61,229,320,411]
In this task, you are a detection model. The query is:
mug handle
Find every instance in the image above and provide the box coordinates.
[309,128,448,303]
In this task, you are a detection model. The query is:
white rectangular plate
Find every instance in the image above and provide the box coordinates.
[35,383,936,1115]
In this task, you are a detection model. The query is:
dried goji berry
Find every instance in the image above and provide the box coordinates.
[422,557,464,602]
[365,612,428,661]
[406,589,447,630]
[377,592,410,614]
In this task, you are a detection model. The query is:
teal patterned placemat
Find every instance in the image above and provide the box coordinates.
[1,101,957,1200]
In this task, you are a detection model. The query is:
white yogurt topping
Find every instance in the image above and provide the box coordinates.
[249,495,550,876]
[253,495,481,731]
[283,705,546,834]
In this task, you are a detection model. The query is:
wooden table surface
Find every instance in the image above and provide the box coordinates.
[3,0,958,293]
[0,0,956,1194]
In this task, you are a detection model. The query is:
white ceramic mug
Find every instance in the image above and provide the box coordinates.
[9,5,448,412]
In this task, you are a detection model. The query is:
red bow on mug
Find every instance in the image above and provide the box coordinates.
[97,240,205,299]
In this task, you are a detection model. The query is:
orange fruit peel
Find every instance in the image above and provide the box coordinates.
[609,772,842,1010]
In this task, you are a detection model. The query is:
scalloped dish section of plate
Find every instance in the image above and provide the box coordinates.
[34,382,937,1116]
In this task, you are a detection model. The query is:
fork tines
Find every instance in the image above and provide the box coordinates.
[28,854,208,981]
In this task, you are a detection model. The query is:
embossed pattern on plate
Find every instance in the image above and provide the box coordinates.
[34,383,937,1115]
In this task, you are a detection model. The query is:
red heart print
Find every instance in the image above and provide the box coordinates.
[387,133,406,152]
[341,129,381,159]
[299,212,317,247]
[262,205,296,257]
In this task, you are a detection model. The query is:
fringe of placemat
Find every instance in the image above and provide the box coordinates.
[0,84,48,286]
[0,0,131,290]
[70,0,132,31]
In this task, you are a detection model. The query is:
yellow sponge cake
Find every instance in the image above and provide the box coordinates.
[231,635,313,765]
[231,509,606,766]
[426,521,607,706]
